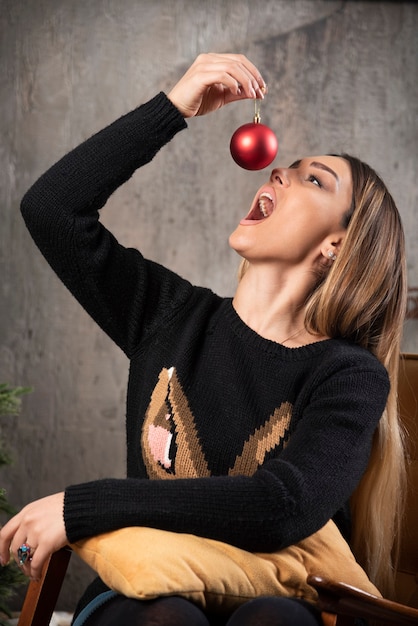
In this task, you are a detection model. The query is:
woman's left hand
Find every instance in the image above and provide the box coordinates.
[0,492,67,580]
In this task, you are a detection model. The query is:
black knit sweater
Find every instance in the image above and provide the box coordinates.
[21,92,389,608]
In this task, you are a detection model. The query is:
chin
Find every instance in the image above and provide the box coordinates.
[228,229,244,254]
[229,223,248,244]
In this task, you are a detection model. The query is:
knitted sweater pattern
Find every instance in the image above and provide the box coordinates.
[21,93,389,559]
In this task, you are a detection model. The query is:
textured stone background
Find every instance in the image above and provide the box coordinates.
[1,0,417,610]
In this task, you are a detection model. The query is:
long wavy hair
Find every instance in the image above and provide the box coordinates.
[306,154,407,598]
[239,154,407,598]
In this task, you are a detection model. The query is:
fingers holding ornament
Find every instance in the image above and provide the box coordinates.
[168,53,267,118]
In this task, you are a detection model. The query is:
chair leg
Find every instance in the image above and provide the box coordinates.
[322,612,356,626]
[321,611,338,626]
[17,547,72,626]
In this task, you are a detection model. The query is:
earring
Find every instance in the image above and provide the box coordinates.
[327,250,337,261]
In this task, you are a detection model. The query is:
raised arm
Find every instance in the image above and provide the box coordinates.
[20,54,266,356]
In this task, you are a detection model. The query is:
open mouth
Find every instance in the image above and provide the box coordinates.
[242,189,275,223]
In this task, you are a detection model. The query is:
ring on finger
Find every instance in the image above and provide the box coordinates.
[17,543,33,566]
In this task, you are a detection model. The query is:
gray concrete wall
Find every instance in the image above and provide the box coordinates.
[1,0,417,610]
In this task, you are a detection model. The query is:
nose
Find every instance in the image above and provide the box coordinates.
[270,167,290,187]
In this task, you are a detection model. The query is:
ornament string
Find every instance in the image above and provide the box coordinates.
[254,98,261,124]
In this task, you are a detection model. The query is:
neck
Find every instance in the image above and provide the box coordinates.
[232,264,325,346]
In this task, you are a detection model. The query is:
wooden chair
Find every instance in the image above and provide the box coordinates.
[310,353,418,625]
[17,354,418,626]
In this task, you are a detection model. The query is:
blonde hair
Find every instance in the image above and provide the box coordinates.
[239,155,407,597]
[306,155,407,598]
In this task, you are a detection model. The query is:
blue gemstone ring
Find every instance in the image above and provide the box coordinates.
[17,543,33,566]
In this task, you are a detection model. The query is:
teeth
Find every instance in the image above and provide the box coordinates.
[259,199,268,217]
[258,192,274,217]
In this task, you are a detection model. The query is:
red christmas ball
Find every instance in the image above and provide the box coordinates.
[230,122,278,170]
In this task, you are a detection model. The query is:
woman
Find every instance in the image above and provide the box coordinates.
[0,53,407,625]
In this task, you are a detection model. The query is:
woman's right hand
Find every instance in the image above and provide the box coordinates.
[167,53,266,119]
[0,492,67,581]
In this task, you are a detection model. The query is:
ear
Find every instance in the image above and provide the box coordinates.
[320,230,346,263]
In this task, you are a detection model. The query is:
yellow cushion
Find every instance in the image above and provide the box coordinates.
[71,520,380,614]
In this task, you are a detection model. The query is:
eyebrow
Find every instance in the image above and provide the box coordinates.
[289,159,339,183]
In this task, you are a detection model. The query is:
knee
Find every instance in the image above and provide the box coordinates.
[227,596,321,626]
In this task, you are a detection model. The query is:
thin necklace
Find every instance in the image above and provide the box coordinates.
[280,327,305,346]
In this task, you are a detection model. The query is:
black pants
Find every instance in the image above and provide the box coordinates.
[83,594,322,625]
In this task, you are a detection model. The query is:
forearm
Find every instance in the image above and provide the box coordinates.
[64,363,389,553]
[21,93,187,232]
[64,472,301,553]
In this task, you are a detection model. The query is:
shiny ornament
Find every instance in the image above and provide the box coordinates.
[230,122,278,170]
[230,97,278,170]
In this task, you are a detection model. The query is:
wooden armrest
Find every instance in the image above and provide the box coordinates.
[18,547,72,626]
[307,575,418,625]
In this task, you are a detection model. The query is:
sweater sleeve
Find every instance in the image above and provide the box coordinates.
[20,93,187,356]
[64,358,389,552]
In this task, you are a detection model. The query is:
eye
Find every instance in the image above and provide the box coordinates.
[307,174,322,188]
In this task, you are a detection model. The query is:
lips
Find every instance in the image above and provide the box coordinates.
[241,187,276,224]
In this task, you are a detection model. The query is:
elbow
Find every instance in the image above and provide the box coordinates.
[20,186,37,227]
